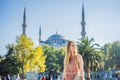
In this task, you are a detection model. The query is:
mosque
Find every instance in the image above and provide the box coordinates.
[39,29,69,47]
[21,1,86,48]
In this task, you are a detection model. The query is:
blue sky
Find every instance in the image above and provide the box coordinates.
[0,0,120,55]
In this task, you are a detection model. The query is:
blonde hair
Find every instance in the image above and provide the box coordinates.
[64,41,78,67]
[63,41,85,80]
[62,41,78,79]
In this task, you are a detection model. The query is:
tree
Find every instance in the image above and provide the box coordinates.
[57,47,66,72]
[15,35,46,79]
[101,43,112,70]
[0,44,21,77]
[91,51,104,71]
[24,46,46,72]
[109,41,120,69]
[102,41,120,70]
[77,37,102,80]
[42,45,65,77]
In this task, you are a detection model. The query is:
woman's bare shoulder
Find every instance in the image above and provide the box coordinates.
[76,53,83,60]
[77,53,82,57]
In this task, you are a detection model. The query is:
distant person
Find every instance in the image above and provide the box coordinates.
[6,74,10,80]
[41,76,46,80]
[50,75,53,80]
[16,74,20,80]
[56,76,60,80]
[46,75,50,80]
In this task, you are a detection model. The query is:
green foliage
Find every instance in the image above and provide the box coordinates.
[92,51,104,71]
[42,45,65,76]
[101,43,112,70]
[102,41,120,70]
[77,37,103,79]
[109,41,120,68]
[0,55,2,62]
[0,44,21,76]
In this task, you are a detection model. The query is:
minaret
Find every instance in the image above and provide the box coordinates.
[39,26,41,45]
[81,0,86,38]
[22,7,27,35]
[56,28,58,34]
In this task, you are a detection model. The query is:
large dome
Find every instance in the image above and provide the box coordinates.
[42,33,69,47]
[47,33,66,40]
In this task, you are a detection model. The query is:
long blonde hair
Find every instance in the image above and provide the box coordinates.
[64,41,78,66]
[62,41,78,79]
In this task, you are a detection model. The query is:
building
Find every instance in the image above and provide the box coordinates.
[38,0,86,47]
[21,0,86,47]
[39,27,69,47]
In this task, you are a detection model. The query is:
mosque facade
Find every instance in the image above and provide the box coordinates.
[21,1,86,48]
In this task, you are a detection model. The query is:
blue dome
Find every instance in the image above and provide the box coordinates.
[43,33,69,47]
[47,34,66,40]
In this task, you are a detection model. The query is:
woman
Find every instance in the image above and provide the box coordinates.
[62,41,85,80]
